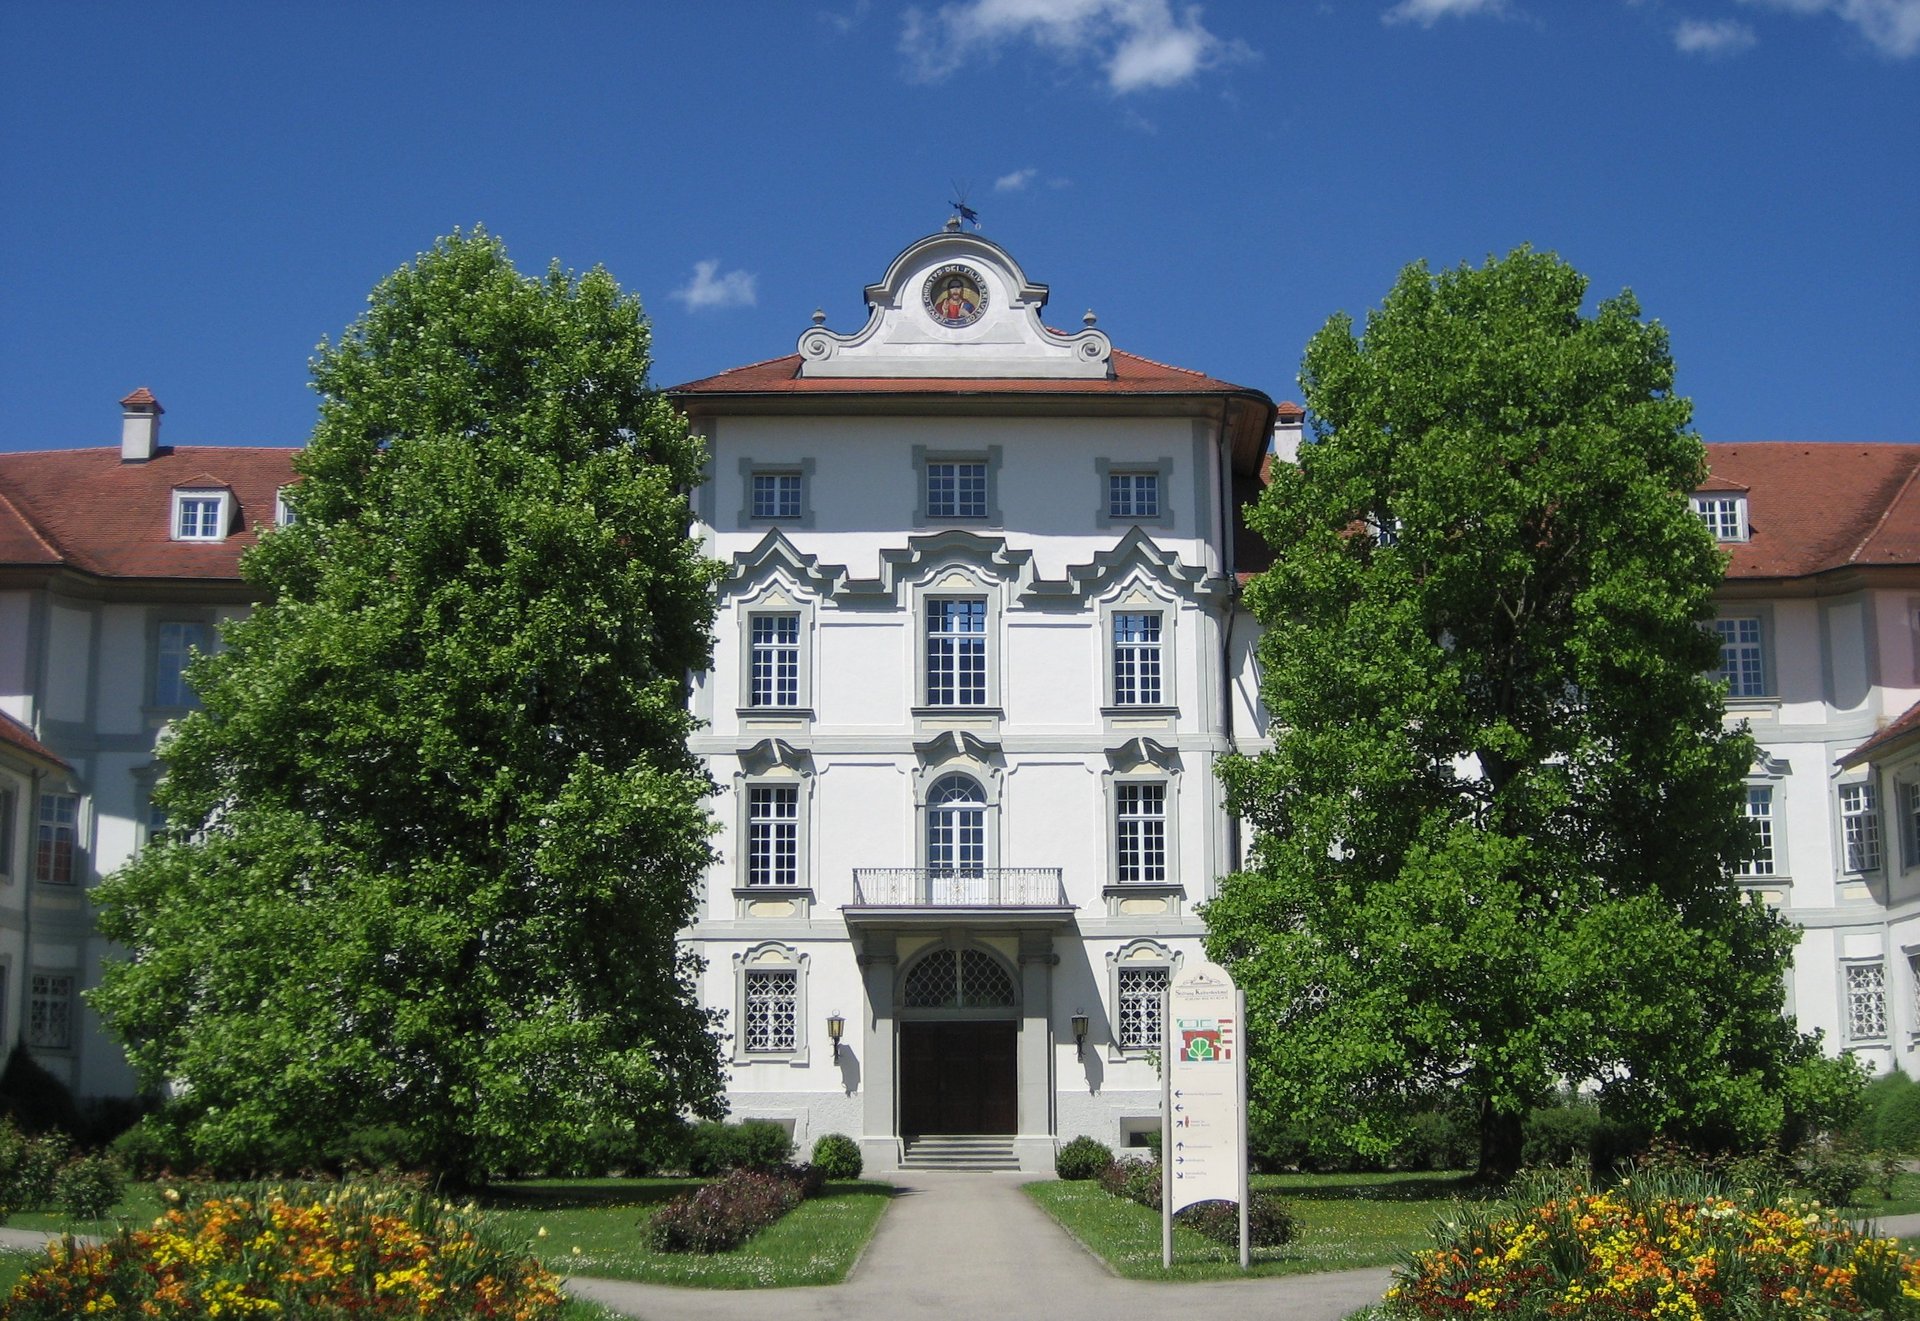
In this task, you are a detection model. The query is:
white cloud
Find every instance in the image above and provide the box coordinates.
[900,0,1251,94]
[1737,0,1920,56]
[994,167,1039,191]
[669,261,757,313]
[1674,17,1759,51]
[819,0,871,33]
[1382,0,1507,26]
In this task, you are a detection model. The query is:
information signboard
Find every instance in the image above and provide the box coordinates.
[1160,960,1248,1268]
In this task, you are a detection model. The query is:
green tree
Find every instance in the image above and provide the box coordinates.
[1206,248,1857,1181]
[91,230,725,1183]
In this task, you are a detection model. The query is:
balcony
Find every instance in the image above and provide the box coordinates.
[845,867,1075,928]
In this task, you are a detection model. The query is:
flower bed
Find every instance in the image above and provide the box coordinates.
[648,1163,827,1254]
[1384,1176,1920,1318]
[1093,1156,1301,1248]
[4,1183,564,1319]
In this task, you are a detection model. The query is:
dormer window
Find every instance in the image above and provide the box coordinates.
[1690,494,1747,542]
[275,487,297,527]
[172,489,229,541]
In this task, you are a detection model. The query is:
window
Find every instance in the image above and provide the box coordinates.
[1840,783,1882,873]
[275,487,296,526]
[927,461,988,520]
[1715,618,1766,698]
[926,599,988,706]
[926,775,986,874]
[154,621,210,709]
[1737,785,1774,878]
[171,489,227,541]
[1116,965,1168,1050]
[1112,613,1164,706]
[1845,961,1887,1041]
[746,785,799,887]
[145,799,169,851]
[1906,782,1920,870]
[1910,951,1920,1037]
[748,614,801,708]
[1115,783,1168,883]
[751,472,803,521]
[35,793,77,885]
[28,973,72,1049]
[902,948,1015,1009]
[0,785,13,877]
[1108,472,1160,520]
[1691,495,1747,542]
[743,969,798,1053]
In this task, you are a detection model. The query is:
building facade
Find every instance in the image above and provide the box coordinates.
[0,231,1915,1167]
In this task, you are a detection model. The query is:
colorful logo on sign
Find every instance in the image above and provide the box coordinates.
[1177,1017,1234,1063]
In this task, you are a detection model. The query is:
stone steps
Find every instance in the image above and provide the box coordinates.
[900,1134,1020,1170]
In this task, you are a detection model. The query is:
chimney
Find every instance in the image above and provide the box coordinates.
[1271,402,1305,464]
[119,388,164,462]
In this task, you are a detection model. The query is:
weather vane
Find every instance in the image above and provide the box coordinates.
[949,180,980,231]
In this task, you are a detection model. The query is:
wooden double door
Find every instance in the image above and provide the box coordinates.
[899,1020,1018,1136]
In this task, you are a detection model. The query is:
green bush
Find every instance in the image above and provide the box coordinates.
[811,1133,862,1180]
[0,1046,78,1136]
[1799,1142,1870,1207]
[1521,1101,1605,1169]
[1055,1135,1113,1181]
[1874,1081,1920,1154]
[1400,1107,1477,1171]
[686,1120,793,1176]
[53,1151,124,1219]
[1840,1068,1911,1147]
[5,1130,70,1210]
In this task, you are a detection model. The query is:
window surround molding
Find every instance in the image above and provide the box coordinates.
[733,581,816,721]
[1103,938,1182,1061]
[1100,738,1182,913]
[732,740,815,919]
[911,566,1004,717]
[1094,457,1175,529]
[1736,755,1789,884]
[1712,603,1778,704]
[730,941,810,1065]
[911,736,1003,874]
[1839,955,1889,1047]
[170,486,232,542]
[1099,581,1179,721]
[912,444,1003,529]
[737,457,817,529]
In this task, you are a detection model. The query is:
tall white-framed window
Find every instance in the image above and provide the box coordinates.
[1844,959,1888,1042]
[153,620,210,709]
[1112,612,1164,706]
[926,774,986,875]
[748,614,801,708]
[1115,782,1168,883]
[34,792,77,885]
[1908,950,1920,1040]
[171,488,228,541]
[1840,782,1882,873]
[1738,785,1775,878]
[1905,781,1920,870]
[1715,618,1766,698]
[275,486,297,526]
[926,598,988,706]
[1108,472,1160,520]
[0,785,14,878]
[1691,495,1748,542]
[926,461,988,520]
[731,943,809,1063]
[746,784,799,887]
[27,972,73,1049]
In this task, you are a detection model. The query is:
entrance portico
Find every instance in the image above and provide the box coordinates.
[846,867,1075,1173]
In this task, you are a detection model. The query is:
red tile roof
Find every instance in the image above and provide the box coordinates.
[0,446,298,581]
[1840,697,1920,768]
[118,387,162,410]
[669,349,1265,399]
[0,711,68,771]
[1706,444,1920,579]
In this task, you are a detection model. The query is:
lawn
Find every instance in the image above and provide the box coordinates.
[1027,1169,1484,1281]
[2,1174,896,1289]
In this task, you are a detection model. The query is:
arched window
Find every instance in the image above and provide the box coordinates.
[926,774,985,875]
[902,948,1016,1009]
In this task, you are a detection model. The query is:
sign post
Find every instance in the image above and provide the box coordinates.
[1160,961,1249,1270]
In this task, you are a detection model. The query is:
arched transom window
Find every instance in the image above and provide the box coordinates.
[926,774,985,874]
[902,948,1016,1009]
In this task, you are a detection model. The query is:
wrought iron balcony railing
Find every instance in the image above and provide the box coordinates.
[850,867,1068,908]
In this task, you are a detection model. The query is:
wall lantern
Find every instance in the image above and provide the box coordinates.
[827,1013,846,1062]
[1071,1010,1090,1060]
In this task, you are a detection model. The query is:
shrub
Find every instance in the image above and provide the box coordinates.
[1093,1157,1300,1246]
[1842,1068,1912,1147]
[1383,1180,1920,1319]
[5,1182,564,1320]
[649,1167,813,1253]
[1521,1100,1604,1169]
[1055,1135,1113,1181]
[0,1045,79,1136]
[1799,1141,1871,1207]
[109,1114,192,1181]
[52,1152,123,1219]
[811,1132,862,1180]
[1399,1106,1476,1172]
[686,1120,793,1176]
[1874,1079,1920,1153]
[3,1130,71,1211]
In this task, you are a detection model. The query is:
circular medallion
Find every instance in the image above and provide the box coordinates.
[923,264,988,328]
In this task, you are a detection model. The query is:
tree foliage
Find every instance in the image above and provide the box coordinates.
[1205,247,1858,1180]
[92,230,726,1182]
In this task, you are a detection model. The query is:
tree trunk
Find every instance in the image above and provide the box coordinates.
[1477,1098,1525,1184]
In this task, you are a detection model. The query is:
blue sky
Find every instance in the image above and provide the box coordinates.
[2,0,1915,453]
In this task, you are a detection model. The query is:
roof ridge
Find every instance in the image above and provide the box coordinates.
[1110,347,1211,379]
[1848,453,1920,565]
[0,485,62,561]
[671,353,800,390]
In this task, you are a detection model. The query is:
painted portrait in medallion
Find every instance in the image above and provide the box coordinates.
[923,264,988,328]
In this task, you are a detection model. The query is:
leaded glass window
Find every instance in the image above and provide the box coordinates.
[28,973,72,1049]
[1117,966,1168,1049]
[1846,961,1887,1041]
[901,948,1015,1009]
[1113,612,1163,706]
[926,599,987,706]
[1840,783,1882,873]
[749,614,800,707]
[743,969,797,1052]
